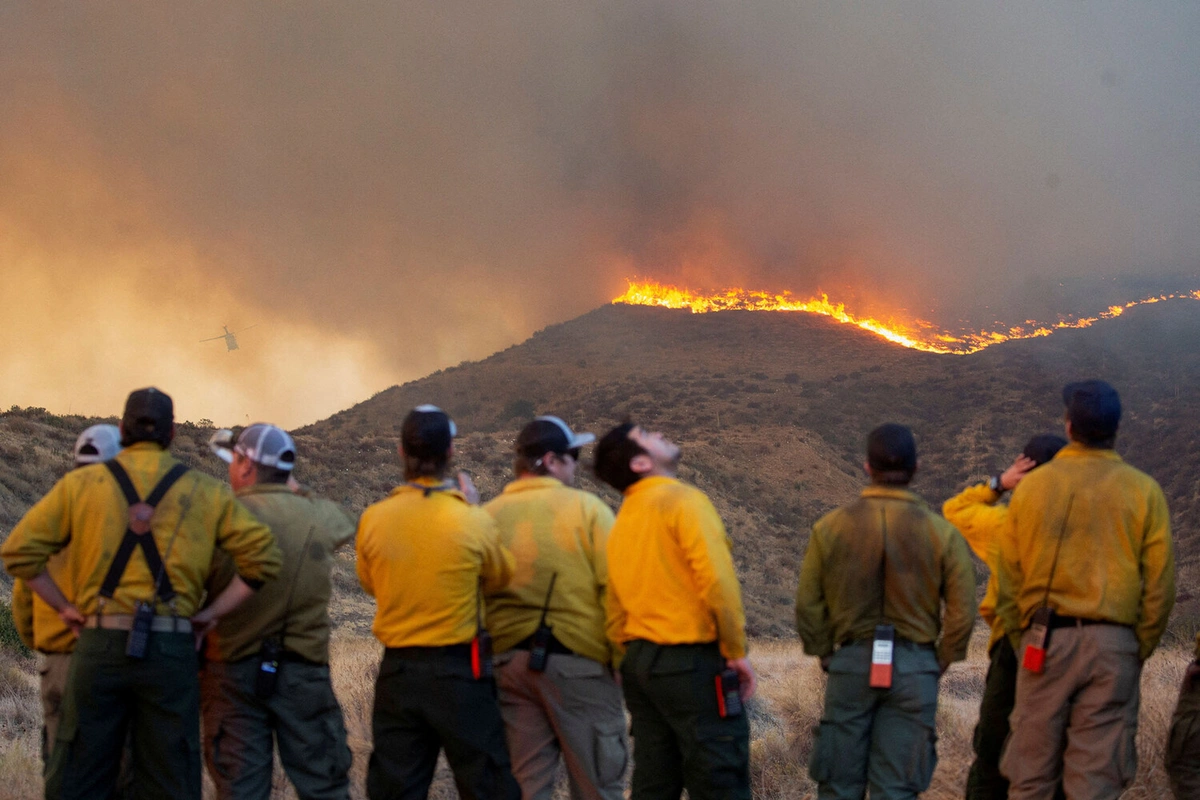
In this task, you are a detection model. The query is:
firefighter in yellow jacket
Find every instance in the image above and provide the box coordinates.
[594,421,755,800]
[484,416,626,800]
[11,424,121,762]
[942,434,1065,800]
[796,423,975,800]
[356,405,519,800]
[997,380,1175,800]
[1,387,281,800]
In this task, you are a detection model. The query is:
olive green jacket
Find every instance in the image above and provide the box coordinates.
[204,484,355,664]
[795,485,976,669]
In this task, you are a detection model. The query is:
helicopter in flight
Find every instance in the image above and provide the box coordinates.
[200,325,257,352]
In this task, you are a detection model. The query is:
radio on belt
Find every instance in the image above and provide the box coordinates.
[869,622,895,688]
[1022,606,1053,674]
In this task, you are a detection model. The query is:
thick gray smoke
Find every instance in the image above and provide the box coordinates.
[1,3,1197,425]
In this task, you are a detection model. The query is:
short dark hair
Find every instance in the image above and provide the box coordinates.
[254,463,292,485]
[403,451,450,481]
[120,387,174,448]
[867,423,917,485]
[593,422,646,492]
[1063,380,1121,447]
[1023,434,1068,466]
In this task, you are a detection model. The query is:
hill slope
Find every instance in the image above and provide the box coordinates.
[4,300,1200,636]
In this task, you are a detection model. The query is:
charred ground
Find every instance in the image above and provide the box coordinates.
[3,300,1200,638]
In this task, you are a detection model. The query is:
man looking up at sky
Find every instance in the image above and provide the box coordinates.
[1,387,281,800]
[998,381,1175,800]
[942,433,1066,800]
[484,415,626,800]
[356,405,519,800]
[11,424,121,766]
[202,423,355,800]
[796,423,975,800]
[594,421,754,800]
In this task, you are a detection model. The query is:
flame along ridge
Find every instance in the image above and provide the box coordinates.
[612,280,1200,355]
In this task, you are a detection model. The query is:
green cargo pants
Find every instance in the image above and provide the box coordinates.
[1167,667,1200,799]
[367,645,520,800]
[46,628,201,800]
[201,657,351,800]
[809,640,939,800]
[619,640,750,800]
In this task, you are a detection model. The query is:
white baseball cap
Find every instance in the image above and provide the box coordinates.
[74,424,121,465]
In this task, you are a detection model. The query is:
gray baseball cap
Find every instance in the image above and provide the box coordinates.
[209,423,296,471]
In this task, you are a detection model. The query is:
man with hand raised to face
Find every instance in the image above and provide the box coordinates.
[796,423,975,800]
[593,422,755,800]
[356,405,519,800]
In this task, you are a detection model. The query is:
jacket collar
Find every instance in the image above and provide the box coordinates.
[389,476,466,502]
[623,475,677,497]
[860,484,925,506]
[503,476,564,494]
[1054,441,1124,462]
[236,483,294,498]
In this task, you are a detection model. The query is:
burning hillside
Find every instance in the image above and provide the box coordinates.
[613,280,1200,355]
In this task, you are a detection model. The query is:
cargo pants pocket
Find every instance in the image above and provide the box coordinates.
[593,722,629,787]
[904,723,938,793]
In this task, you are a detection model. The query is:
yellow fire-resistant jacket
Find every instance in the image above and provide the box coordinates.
[11,578,38,650]
[1,443,281,618]
[996,443,1174,662]
[942,483,1013,655]
[796,485,976,669]
[205,484,356,664]
[606,476,747,662]
[356,479,515,648]
[483,476,616,666]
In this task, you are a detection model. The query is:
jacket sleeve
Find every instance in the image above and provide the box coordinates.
[10,579,34,650]
[1135,484,1175,661]
[937,525,977,668]
[326,502,357,551]
[477,513,515,595]
[794,526,833,658]
[355,515,376,598]
[994,486,1027,638]
[676,492,747,660]
[605,570,628,668]
[588,499,617,662]
[2,478,74,581]
[941,484,1006,565]
[214,486,281,589]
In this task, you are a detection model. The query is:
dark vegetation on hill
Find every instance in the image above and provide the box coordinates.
[4,300,1200,639]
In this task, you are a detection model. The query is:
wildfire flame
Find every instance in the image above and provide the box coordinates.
[613,280,1200,355]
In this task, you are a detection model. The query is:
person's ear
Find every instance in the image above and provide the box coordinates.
[863,460,873,479]
[630,453,654,475]
[168,423,177,445]
[911,459,920,479]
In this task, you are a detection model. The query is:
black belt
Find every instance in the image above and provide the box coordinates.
[512,632,575,657]
[385,643,472,659]
[840,636,934,651]
[1046,615,1121,631]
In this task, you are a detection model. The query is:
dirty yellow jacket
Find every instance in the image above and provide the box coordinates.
[606,476,747,662]
[484,476,616,665]
[205,484,356,664]
[796,485,976,669]
[996,443,1174,661]
[356,479,515,648]
[1,443,281,617]
[942,484,1012,654]
[12,552,78,653]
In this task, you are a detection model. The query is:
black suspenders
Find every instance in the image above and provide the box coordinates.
[99,461,190,604]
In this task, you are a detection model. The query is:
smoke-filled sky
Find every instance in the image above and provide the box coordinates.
[2,3,1198,427]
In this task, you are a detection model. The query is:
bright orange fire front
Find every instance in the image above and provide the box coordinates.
[612,280,1200,355]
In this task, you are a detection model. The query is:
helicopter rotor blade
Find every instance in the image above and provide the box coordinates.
[231,324,258,334]
[199,335,225,342]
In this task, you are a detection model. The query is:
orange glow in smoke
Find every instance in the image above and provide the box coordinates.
[612,280,1200,355]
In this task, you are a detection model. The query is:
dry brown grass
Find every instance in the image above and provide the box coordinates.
[0,628,1189,798]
